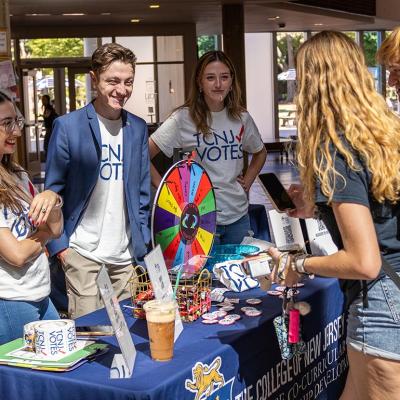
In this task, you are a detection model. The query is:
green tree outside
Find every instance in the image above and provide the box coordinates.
[21,38,84,58]
[197,36,217,57]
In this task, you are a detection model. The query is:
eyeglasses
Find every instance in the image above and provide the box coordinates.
[0,116,25,134]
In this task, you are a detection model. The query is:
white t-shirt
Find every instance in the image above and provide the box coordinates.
[151,108,264,225]
[0,173,50,301]
[69,114,133,265]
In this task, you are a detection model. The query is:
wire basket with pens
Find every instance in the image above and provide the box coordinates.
[129,265,154,319]
[169,268,212,322]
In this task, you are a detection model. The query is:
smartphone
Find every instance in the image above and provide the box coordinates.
[258,173,296,213]
[75,325,114,336]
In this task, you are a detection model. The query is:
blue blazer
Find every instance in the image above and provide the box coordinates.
[45,102,151,261]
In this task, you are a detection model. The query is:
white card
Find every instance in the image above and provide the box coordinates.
[268,209,305,250]
[304,218,338,255]
[144,245,183,341]
[96,265,136,379]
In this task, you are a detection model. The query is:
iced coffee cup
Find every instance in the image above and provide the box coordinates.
[143,299,176,361]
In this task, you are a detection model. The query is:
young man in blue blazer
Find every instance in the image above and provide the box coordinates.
[45,43,150,319]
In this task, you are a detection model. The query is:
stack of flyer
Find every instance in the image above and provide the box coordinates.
[0,339,108,372]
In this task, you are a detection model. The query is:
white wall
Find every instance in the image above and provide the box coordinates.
[245,32,275,141]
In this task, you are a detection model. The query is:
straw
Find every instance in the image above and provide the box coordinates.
[173,265,183,299]
[172,255,211,298]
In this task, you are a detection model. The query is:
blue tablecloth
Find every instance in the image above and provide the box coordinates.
[0,277,347,400]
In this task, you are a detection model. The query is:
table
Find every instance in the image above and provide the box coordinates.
[264,140,292,162]
[0,277,347,400]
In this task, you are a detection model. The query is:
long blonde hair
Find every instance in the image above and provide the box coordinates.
[295,31,400,204]
[180,50,244,135]
[376,27,400,66]
[0,93,31,213]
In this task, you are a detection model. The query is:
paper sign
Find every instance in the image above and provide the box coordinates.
[144,245,184,340]
[304,218,338,256]
[0,60,16,89]
[268,209,305,250]
[0,30,7,56]
[96,265,136,379]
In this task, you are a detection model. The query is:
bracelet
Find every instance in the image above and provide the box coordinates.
[293,254,313,276]
[54,195,64,209]
[277,252,291,281]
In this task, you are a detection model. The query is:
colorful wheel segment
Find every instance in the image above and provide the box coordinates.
[152,159,217,269]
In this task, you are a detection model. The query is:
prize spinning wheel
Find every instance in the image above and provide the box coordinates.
[151,158,217,269]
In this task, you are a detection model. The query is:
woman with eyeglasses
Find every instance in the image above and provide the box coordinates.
[149,51,266,245]
[0,91,63,344]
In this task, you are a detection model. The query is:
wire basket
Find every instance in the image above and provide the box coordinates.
[130,265,154,319]
[170,268,212,322]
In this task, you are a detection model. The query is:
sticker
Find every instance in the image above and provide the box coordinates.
[241,306,257,313]
[220,305,235,312]
[218,318,235,326]
[246,298,262,305]
[202,312,218,320]
[245,309,262,317]
[216,302,231,307]
[225,314,241,321]
[214,310,227,318]
[267,290,282,296]
[202,318,218,324]
[225,298,240,304]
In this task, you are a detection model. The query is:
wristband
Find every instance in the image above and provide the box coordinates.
[293,254,313,277]
[54,195,64,209]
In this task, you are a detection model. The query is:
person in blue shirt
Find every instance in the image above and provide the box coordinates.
[45,43,151,319]
[268,31,400,399]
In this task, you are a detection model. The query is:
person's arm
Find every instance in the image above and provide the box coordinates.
[138,124,151,246]
[28,189,63,238]
[44,118,70,256]
[300,202,381,279]
[0,227,51,267]
[149,138,163,188]
[269,202,381,286]
[238,147,267,192]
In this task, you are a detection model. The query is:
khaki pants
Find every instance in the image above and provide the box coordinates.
[62,248,135,319]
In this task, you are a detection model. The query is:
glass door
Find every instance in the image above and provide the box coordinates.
[22,69,41,178]
[67,67,93,112]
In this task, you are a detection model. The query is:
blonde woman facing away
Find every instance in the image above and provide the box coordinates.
[0,92,63,344]
[150,51,266,245]
[267,31,400,399]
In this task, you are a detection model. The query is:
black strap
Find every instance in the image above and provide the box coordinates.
[381,256,400,291]
[362,281,369,308]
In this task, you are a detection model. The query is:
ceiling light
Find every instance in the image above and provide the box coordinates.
[25,13,51,16]
[62,13,85,16]
[267,16,280,21]
[131,18,140,23]
[314,23,324,26]
[149,4,160,9]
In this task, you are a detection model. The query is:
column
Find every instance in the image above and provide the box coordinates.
[0,0,10,60]
[222,4,246,105]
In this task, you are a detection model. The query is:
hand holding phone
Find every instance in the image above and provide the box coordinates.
[258,173,296,213]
